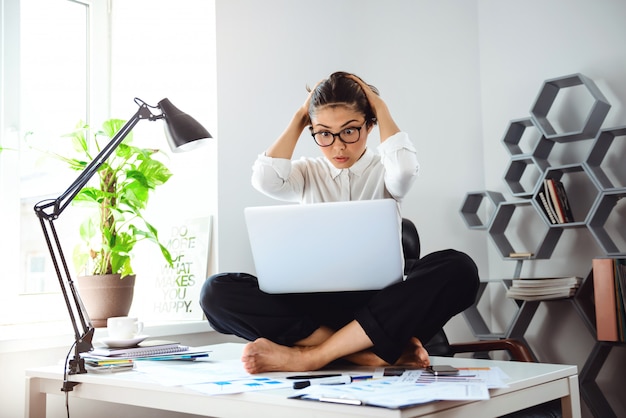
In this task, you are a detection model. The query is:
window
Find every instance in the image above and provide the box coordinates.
[0,0,217,327]
[0,0,108,325]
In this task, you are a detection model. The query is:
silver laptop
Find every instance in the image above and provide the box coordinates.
[244,199,404,293]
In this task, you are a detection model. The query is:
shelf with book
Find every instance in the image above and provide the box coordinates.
[591,258,626,343]
[577,258,626,418]
[533,164,600,228]
[460,73,625,417]
[487,200,563,260]
[461,276,541,358]
[505,276,582,301]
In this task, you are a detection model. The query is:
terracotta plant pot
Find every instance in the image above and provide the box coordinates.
[77,274,136,328]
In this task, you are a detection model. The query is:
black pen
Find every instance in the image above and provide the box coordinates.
[293,375,352,389]
[286,373,342,380]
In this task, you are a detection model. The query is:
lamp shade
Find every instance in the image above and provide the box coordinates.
[158,98,212,152]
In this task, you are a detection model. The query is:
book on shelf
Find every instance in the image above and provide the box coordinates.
[592,258,626,342]
[553,180,574,222]
[510,276,581,287]
[506,276,581,301]
[615,258,626,342]
[543,178,574,224]
[538,190,558,224]
[506,289,577,301]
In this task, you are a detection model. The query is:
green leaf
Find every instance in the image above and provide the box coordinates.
[102,119,132,143]
[51,118,174,277]
[78,218,97,242]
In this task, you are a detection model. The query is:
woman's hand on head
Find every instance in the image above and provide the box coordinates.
[345,74,388,118]
[265,80,322,159]
[346,74,400,141]
[299,80,323,125]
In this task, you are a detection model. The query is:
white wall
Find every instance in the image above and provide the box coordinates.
[214,0,626,416]
[477,1,626,416]
[214,0,487,344]
[478,0,626,278]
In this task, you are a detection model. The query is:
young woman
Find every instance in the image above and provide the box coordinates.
[200,72,479,373]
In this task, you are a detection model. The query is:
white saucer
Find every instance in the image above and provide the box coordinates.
[99,335,148,348]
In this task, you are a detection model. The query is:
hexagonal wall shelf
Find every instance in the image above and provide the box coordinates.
[572,269,596,336]
[580,342,625,418]
[585,125,626,190]
[504,155,549,198]
[460,73,623,418]
[502,117,544,156]
[535,164,601,227]
[588,189,626,256]
[488,200,563,259]
[460,191,506,230]
[462,279,540,350]
[530,73,611,142]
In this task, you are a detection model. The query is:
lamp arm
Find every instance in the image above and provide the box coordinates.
[33,102,155,376]
[36,104,152,220]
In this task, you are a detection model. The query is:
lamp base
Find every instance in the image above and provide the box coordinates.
[68,356,87,376]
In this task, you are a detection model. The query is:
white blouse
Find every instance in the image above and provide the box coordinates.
[251,132,419,205]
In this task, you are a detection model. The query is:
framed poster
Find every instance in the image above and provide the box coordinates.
[136,216,212,321]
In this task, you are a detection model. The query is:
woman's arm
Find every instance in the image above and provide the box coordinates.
[265,84,320,159]
[265,107,309,159]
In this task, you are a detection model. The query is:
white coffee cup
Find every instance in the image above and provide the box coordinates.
[107,316,144,340]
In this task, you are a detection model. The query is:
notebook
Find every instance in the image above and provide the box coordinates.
[90,340,189,358]
[244,199,404,293]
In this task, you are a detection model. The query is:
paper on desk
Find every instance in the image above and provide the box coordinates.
[134,359,292,394]
[293,379,490,409]
[185,376,292,395]
[135,359,250,386]
[398,367,510,389]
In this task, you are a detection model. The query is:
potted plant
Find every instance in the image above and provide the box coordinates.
[57,119,174,327]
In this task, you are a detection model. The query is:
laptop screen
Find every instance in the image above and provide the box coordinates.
[244,199,403,293]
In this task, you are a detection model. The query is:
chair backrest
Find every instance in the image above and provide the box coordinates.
[401,218,454,356]
[401,218,420,274]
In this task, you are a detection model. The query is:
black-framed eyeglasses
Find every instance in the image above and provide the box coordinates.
[310,122,366,147]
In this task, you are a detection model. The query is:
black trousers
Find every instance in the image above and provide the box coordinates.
[200,249,479,364]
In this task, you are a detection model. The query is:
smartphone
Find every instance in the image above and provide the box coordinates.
[427,365,459,376]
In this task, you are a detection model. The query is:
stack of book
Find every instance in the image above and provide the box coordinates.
[506,276,582,301]
[593,258,626,342]
[82,340,211,373]
[84,357,136,373]
[537,178,574,224]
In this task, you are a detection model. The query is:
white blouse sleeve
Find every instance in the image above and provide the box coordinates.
[377,132,420,200]
[251,153,304,202]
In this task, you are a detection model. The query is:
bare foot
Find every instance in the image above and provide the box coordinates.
[242,338,327,374]
[396,337,430,367]
[343,337,430,368]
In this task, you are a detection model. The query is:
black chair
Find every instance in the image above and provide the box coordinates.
[402,218,561,417]
[401,218,534,361]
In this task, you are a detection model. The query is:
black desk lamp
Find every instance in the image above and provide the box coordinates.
[34,98,211,382]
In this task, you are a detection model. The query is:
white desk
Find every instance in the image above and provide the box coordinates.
[25,343,581,418]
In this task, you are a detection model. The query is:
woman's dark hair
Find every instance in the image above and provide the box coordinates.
[308,72,379,126]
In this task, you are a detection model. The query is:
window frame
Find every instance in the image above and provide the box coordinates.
[0,0,110,326]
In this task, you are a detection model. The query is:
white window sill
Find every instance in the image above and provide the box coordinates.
[0,320,211,354]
